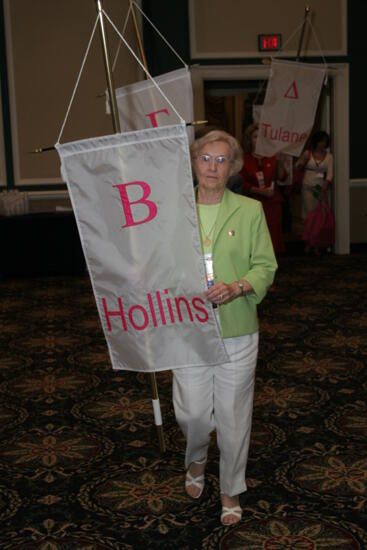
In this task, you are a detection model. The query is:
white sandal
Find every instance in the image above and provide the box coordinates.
[220,505,243,525]
[185,457,206,499]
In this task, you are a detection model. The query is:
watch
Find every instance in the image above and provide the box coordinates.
[237,280,245,295]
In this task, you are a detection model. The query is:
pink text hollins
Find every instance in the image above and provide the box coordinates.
[102,290,209,332]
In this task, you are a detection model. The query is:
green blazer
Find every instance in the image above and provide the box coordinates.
[211,188,277,338]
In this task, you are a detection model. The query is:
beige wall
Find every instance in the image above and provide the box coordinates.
[189,0,347,58]
[4,0,142,185]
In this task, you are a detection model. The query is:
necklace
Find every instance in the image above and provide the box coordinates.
[313,150,326,166]
[197,212,216,246]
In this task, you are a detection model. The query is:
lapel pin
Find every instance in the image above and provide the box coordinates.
[228,229,235,236]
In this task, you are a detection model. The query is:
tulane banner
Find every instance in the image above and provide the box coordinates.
[56,124,228,372]
[256,60,326,157]
[110,68,194,139]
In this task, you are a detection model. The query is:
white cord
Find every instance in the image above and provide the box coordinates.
[111,1,187,75]
[112,4,132,73]
[131,0,188,69]
[272,18,307,59]
[102,8,185,123]
[56,15,100,144]
[306,18,329,82]
[306,19,328,66]
[253,20,306,105]
[253,14,329,106]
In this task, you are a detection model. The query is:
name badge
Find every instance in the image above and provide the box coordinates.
[204,253,214,287]
[256,171,265,188]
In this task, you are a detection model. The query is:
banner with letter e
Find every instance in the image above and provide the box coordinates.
[256,60,326,157]
[56,123,228,372]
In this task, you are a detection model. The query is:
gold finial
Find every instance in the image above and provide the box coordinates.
[188,120,208,127]
[28,146,55,154]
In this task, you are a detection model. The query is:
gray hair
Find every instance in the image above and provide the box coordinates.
[190,130,243,176]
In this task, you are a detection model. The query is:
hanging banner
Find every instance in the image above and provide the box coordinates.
[56,124,228,372]
[256,60,326,157]
[109,67,194,140]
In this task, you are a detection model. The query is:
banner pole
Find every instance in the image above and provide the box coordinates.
[129,1,149,74]
[128,0,166,453]
[95,0,165,454]
[95,0,121,133]
[296,5,311,61]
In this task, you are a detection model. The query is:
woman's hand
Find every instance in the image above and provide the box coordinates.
[296,149,311,168]
[204,280,253,305]
[322,180,330,193]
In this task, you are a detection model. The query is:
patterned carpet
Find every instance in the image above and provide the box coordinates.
[0,253,366,549]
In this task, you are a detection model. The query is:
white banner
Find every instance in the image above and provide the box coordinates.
[256,60,326,157]
[56,124,228,372]
[111,67,194,140]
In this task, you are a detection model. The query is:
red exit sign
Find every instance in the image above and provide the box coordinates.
[258,34,282,52]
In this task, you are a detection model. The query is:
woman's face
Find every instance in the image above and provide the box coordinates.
[194,141,232,194]
[315,139,328,152]
[251,129,259,151]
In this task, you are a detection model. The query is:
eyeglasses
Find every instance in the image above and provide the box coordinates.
[196,154,231,166]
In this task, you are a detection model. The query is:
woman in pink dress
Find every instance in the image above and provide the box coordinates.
[295,131,333,255]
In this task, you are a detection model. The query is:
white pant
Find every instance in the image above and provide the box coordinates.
[172,330,259,497]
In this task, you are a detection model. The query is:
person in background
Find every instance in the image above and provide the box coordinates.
[172,130,277,525]
[240,123,288,255]
[295,130,333,255]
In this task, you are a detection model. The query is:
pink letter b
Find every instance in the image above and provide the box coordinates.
[113,181,158,228]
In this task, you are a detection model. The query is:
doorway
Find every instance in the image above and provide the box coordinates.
[203,78,332,247]
[192,63,349,253]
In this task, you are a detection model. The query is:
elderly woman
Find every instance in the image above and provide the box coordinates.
[172,130,277,525]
